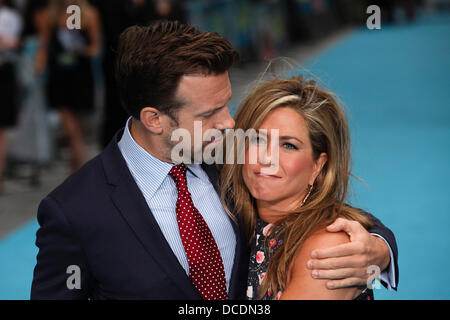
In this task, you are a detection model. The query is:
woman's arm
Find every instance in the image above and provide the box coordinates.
[0,36,20,50]
[280,228,364,300]
[34,7,51,75]
[83,6,101,57]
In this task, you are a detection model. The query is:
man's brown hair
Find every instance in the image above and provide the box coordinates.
[116,20,239,120]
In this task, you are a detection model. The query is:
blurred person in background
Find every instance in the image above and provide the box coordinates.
[375,0,422,23]
[43,0,101,173]
[19,0,50,76]
[90,0,155,148]
[397,0,421,22]
[3,0,52,186]
[153,0,187,22]
[0,0,22,191]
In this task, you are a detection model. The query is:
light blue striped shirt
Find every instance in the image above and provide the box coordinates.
[118,118,236,291]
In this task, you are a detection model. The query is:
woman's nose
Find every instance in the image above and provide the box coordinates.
[257,137,279,175]
[258,142,272,166]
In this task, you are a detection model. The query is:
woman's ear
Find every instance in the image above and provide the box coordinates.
[140,107,163,134]
[309,152,328,185]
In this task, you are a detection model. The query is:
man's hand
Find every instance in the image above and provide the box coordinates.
[306,218,390,289]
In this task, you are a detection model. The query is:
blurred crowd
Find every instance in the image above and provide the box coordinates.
[0,0,443,192]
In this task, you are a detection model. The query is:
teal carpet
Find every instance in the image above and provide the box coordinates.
[294,12,450,299]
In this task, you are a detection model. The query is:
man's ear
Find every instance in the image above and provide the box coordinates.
[140,107,163,134]
[309,152,328,185]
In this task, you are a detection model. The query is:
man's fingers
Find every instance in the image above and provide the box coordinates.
[311,241,364,259]
[326,278,367,290]
[311,268,368,280]
[327,218,363,239]
[326,218,353,232]
[307,255,368,270]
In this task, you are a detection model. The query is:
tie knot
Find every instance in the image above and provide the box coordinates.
[169,163,188,189]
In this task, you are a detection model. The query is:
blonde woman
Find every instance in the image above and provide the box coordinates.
[220,75,397,299]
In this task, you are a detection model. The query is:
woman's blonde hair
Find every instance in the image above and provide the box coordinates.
[219,75,373,298]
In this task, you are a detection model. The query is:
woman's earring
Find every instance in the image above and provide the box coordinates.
[301,184,313,207]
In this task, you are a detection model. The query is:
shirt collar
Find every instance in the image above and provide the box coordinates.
[186,163,209,183]
[118,117,173,199]
[118,118,211,197]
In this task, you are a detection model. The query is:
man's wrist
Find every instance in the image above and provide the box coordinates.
[373,235,390,271]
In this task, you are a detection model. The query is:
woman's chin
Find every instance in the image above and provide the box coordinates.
[248,189,277,203]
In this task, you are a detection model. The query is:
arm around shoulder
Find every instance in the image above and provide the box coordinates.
[363,211,399,288]
[280,229,363,300]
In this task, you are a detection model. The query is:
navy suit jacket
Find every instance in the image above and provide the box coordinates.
[31,129,398,299]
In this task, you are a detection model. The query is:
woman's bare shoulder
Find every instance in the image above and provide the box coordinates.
[304,227,350,249]
[280,228,356,300]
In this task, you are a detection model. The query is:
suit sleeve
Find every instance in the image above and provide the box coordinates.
[364,211,399,289]
[31,196,92,299]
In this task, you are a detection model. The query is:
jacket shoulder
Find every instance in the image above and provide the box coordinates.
[48,153,108,205]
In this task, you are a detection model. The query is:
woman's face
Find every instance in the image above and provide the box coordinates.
[242,107,327,209]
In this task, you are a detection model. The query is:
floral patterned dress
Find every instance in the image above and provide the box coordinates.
[246,218,374,300]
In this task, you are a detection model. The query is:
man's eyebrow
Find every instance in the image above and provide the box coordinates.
[196,96,232,116]
[196,105,225,117]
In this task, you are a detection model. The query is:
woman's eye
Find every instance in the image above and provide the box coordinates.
[283,142,298,150]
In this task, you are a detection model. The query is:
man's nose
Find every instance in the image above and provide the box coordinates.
[216,107,235,131]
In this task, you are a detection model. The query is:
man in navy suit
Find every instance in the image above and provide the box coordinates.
[31,21,398,299]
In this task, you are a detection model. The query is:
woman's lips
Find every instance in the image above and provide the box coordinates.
[255,171,281,178]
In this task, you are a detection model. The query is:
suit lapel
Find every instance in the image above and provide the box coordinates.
[102,131,200,299]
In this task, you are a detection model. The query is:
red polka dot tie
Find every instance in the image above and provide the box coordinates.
[169,163,228,300]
